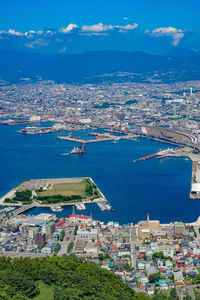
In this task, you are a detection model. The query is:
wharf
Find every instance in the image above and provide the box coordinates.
[57,133,137,144]
[134,147,191,163]
[134,153,158,163]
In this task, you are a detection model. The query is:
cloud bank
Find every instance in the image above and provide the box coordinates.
[149,26,185,46]
[0,23,195,54]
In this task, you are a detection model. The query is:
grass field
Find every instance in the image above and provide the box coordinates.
[33,281,54,300]
[37,180,87,197]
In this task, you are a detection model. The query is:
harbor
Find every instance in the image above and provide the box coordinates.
[0,123,198,224]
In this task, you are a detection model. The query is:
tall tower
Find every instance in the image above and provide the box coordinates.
[147,213,149,225]
[190,87,193,96]
[72,205,75,215]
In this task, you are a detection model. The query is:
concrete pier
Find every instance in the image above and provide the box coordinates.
[57,133,137,144]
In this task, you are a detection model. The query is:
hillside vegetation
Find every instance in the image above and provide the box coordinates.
[0,256,180,300]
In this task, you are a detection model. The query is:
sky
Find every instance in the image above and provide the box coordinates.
[0,0,200,55]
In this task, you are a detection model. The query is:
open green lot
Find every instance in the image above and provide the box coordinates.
[3,178,101,205]
[33,281,54,300]
[37,180,87,198]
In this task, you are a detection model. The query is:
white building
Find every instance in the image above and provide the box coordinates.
[77,229,98,241]
[29,115,41,122]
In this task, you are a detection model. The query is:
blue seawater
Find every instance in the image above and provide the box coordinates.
[0,123,199,224]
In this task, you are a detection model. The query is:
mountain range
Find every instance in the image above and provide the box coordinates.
[1,48,200,84]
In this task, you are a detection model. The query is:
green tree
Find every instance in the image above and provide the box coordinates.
[98,253,104,261]
[74,225,78,236]
[170,287,178,299]
[149,272,161,283]
[60,230,65,241]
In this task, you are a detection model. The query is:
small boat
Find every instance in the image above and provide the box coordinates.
[51,205,63,212]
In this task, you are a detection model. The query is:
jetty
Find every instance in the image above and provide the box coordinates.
[133,148,177,163]
[57,133,137,144]
[133,153,158,163]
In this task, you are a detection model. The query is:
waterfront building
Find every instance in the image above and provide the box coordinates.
[66,214,92,224]
[174,222,185,238]
[46,222,56,235]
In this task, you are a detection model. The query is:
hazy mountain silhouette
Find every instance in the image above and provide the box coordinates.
[1,49,200,83]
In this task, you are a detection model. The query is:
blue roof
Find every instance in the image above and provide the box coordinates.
[36,220,46,226]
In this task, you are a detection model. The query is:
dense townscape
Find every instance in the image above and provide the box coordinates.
[1,209,200,299]
[1,80,200,133]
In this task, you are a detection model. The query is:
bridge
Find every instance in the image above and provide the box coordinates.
[9,204,36,216]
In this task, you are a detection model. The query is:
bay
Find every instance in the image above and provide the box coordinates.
[0,123,199,224]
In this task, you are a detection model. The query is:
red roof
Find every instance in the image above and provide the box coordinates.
[109,246,119,251]
[138,254,144,259]
[140,284,146,289]
[56,220,66,227]
[174,282,183,286]
[66,214,91,219]
[186,253,192,258]
[159,267,165,272]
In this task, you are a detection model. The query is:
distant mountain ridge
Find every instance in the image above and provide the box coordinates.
[1,49,200,83]
[165,48,200,57]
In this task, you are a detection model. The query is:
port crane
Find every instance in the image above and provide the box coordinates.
[77,143,85,154]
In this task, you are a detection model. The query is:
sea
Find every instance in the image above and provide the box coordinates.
[0,122,200,225]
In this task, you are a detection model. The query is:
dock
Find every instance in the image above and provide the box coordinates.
[57,133,138,144]
[133,153,158,163]
[133,148,178,163]
[57,136,118,144]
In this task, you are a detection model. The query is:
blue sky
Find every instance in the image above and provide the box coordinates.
[0,0,200,54]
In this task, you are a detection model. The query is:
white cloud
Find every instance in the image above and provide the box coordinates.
[81,23,113,33]
[80,22,138,34]
[117,23,138,32]
[150,26,184,46]
[60,23,78,33]
[0,22,138,39]
[8,29,24,36]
